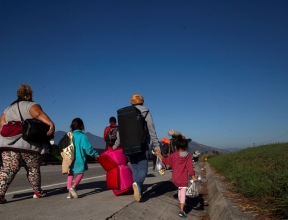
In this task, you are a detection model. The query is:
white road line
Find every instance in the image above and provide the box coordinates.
[6,175,106,195]
[6,165,152,195]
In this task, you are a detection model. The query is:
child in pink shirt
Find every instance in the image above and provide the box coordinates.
[156,135,197,218]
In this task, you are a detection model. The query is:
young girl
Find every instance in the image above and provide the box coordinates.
[155,135,198,218]
[66,118,99,199]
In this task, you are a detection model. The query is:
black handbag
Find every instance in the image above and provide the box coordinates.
[17,102,53,143]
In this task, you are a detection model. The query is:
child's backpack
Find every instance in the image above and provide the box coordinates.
[58,132,73,153]
[117,106,148,155]
[57,132,75,174]
[105,126,118,146]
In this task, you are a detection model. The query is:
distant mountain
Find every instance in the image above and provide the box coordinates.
[52,130,106,149]
[85,132,106,149]
[52,131,228,155]
[188,140,230,154]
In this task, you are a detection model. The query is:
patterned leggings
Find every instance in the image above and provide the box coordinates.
[0,150,42,196]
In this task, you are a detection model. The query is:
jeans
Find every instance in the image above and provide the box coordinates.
[128,143,149,195]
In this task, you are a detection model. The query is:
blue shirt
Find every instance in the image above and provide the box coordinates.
[70,130,99,174]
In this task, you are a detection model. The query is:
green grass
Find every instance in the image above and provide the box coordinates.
[208,142,288,219]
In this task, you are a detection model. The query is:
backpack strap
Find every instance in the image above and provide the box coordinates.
[103,126,111,139]
[144,111,149,119]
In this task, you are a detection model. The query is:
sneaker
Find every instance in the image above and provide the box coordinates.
[33,191,47,199]
[132,182,141,202]
[0,195,7,204]
[67,193,72,199]
[178,211,187,218]
[69,187,78,199]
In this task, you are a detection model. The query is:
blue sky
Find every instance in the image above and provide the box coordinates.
[1,0,288,149]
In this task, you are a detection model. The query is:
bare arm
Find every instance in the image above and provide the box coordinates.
[29,104,55,136]
[155,150,163,159]
[191,175,198,182]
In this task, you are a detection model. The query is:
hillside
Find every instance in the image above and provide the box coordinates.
[52,130,106,149]
[52,130,226,154]
[208,142,288,219]
[188,140,230,154]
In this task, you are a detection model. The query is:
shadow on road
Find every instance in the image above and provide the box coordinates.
[9,180,108,203]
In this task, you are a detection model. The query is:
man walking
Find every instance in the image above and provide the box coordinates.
[113,94,161,201]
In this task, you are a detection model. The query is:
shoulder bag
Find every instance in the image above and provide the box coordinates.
[17,102,53,143]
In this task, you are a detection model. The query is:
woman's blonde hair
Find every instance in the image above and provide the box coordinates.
[17,84,33,101]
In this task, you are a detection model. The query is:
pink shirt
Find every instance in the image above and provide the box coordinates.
[162,152,195,187]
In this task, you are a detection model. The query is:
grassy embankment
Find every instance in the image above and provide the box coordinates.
[204,142,288,219]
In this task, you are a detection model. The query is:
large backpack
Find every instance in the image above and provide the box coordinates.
[105,126,118,146]
[117,106,148,155]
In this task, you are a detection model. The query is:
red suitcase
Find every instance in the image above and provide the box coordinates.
[98,147,128,171]
[106,147,128,166]
[106,166,119,189]
[112,165,133,196]
[112,187,131,196]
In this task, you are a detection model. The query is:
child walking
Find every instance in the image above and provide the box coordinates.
[66,118,99,199]
[155,135,197,218]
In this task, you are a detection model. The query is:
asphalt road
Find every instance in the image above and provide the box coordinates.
[5,162,105,196]
[0,162,178,220]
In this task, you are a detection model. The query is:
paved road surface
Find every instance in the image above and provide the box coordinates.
[0,162,208,220]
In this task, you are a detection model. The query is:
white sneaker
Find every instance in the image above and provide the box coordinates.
[67,193,72,199]
[132,182,141,202]
[69,187,78,199]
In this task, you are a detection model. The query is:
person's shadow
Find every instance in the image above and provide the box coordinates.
[140,180,207,215]
[8,180,108,203]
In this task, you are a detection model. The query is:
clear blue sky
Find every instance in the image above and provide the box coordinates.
[1,0,288,149]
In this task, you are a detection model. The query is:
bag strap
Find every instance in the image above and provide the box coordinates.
[8,102,23,145]
[17,102,24,123]
[8,136,22,145]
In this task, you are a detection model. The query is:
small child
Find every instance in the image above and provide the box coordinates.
[66,118,99,199]
[155,135,197,218]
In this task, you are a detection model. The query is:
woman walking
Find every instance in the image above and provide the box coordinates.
[0,84,55,203]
